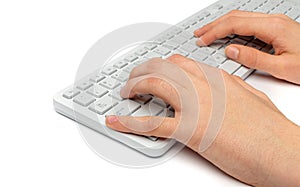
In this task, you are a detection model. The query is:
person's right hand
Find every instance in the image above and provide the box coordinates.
[194,10,300,84]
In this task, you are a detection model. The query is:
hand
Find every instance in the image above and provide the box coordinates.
[194,10,300,84]
[106,55,300,186]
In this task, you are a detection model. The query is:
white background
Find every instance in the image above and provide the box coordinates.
[1,0,300,186]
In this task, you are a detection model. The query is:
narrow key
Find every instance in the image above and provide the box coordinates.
[109,86,124,101]
[233,66,252,79]
[144,43,157,50]
[113,61,128,69]
[109,100,141,116]
[123,64,136,73]
[144,51,162,59]
[76,80,93,91]
[163,41,180,50]
[124,54,138,62]
[212,52,227,64]
[89,96,118,115]
[73,92,96,107]
[172,36,188,45]
[89,74,105,83]
[111,71,129,82]
[132,103,164,117]
[135,48,148,56]
[198,47,216,55]
[154,46,171,56]
[204,57,219,67]
[87,85,108,98]
[102,66,117,76]
[99,77,121,90]
[219,60,241,74]
[63,88,80,99]
[190,52,208,62]
[180,43,198,53]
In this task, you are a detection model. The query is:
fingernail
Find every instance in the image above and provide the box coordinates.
[106,116,118,124]
[226,46,239,60]
[196,37,207,46]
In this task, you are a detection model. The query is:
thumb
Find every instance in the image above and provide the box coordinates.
[225,44,284,76]
[105,115,177,138]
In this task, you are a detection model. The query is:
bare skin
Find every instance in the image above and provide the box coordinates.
[106,11,300,186]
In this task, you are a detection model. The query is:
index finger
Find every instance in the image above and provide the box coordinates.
[195,16,284,46]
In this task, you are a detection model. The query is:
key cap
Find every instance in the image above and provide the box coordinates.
[163,40,180,50]
[219,60,241,74]
[100,77,121,90]
[180,43,198,53]
[204,57,219,67]
[133,94,152,104]
[102,66,117,75]
[76,80,93,91]
[230,38,248,45]
[190,51,208,62]
[109,86,124,101]
[123,64,136,73]
[144,43,157,50]
[63,88,80,99]
[113,61,128,69]
[73,92,96,107]
[89,96,118,115]
[109,100,141,116]
[135,48,148,56]
[111,71,129,82]
[173,49,189,57]
[233,66,252,79]
[179,31,194,40]
[198,47,216,55]
[124,54,138,62]
[144,51,162,59]
[152,97,168,107]
[89,74,105,83]
[154,46,171,56]
[211,52,227,64]
[172,36,188,45]
[132,103,164,116]
[87,85,108,98]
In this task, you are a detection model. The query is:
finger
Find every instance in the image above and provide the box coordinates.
[106,115,177,138]
[194,10,273,37]
[225,44,285,78]
[128,57,194,89]
[120,74,182,110]
[166,54,202,75]
[196,16,283,46]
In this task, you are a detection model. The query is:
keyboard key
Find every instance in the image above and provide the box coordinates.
[198,47,216,55]
[204,57,219,67]
[73,92,96,107]
[173,49,189,57]
[144,51,162,59]
[76,80,93,91]
[100,77,121,90]
[89,96,118,115]
[154,46,171,56]
[109,100,141,116]
[152,97,168,107]
[172,36,188,45]
[163,41,180,50]
[124,54,138,62]
[63,88,80,99]
[89,74,105,83]
[113,61,128,69]
[109,86,124,101]
[233,66,252,79]
[247,42,262,50]
[211,52,227,64]
[230,38,248,45]
[144,43,157,50]
[102,66,117,76]
[123,64,136,73]
[134,48,148,56]
[219,60,241,74]
[132,103,164,117]
[180,43,198,53]
[190,52,208,62]
[111,71,129,82]
[87,85,108,98]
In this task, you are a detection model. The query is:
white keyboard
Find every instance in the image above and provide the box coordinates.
[53,0,300,157]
